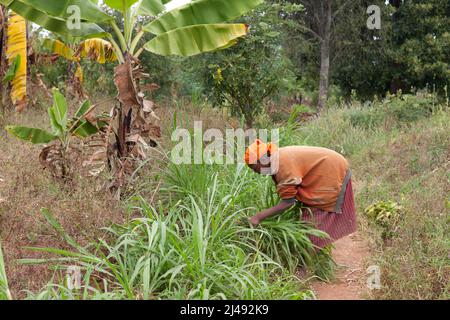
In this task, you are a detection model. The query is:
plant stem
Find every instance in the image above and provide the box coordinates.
[130,30,144,56]
[134,47,144,59]
[111,21,128,54]
[123,3,131,47]
[107,34,125,64]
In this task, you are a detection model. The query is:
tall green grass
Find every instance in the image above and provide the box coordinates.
[20,168,319,299]
[0,241,12,300]
[19,136,330,300]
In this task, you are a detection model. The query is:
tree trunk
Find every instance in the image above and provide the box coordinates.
[114,55,140,160]
[112,54,161,187]
[317,0,332,112]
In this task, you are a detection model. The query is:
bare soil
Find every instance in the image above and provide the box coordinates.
[311,232,371,300]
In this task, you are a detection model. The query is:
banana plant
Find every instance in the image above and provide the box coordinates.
[0,0,263,181]
[7,88,106,143]
[6,88,107,177]
[0,9,27,112]
[40,37,118,97]
[41,37,118,64]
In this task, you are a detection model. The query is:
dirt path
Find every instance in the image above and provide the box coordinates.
[312,232,371,300]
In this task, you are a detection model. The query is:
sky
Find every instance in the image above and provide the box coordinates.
[165,0,192,11]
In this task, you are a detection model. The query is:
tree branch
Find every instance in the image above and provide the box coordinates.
[296,24,323,42]
[333,0,353,19]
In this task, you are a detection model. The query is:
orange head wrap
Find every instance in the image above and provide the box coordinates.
[244,139,278,165]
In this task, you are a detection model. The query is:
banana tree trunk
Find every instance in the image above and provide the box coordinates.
[112,53,161,183]
[114,54,140,159]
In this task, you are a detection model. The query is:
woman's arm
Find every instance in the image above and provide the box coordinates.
[249,199,296,226]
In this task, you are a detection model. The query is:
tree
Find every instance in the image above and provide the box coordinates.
[388,0,450,96]
[287,0,352,110]
[330,0,393,99]
[330,0,449,99]
[1,0,263,185]
[195,2,300,126]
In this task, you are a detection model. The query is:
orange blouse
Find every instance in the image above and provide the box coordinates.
[274,146,350,213]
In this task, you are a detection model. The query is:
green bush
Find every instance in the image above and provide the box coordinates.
[189,2,300,127]
[365,200,403,240]
[347,92,438,129]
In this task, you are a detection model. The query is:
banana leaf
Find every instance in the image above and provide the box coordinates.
[4,11,27,111]
[7,0,107,39]
[144,0,263,35]
[50,89,68,130]
[4,0,112,22]
[138,0,172,17]
[104,0,138,11]
[144,23,248,57]
[6,126,58,144]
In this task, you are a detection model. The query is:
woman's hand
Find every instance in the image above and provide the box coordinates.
[249,215,261,227]
[248,200,296,227]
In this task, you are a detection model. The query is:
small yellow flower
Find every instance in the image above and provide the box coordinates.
[213,68,223,83]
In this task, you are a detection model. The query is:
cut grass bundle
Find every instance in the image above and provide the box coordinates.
[257,210,328,273]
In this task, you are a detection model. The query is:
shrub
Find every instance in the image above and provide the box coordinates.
[191,2,299,127]
[347,92,439,129]
[364,200,403,240]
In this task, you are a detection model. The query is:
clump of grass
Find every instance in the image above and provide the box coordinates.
[164,159,330,273]
[308,245,336,282]
[19,148,331,300]
[256,208,328,273]
[20,182,311,299]
[15,110,341,300]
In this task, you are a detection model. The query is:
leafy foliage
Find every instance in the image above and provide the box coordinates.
[346,92,438,129]
[193,2,300,126]
[365,200,403,240]
[332,0,449,99]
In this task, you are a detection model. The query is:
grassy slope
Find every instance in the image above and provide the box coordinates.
[0,106,126,298]
[288,103,449,299]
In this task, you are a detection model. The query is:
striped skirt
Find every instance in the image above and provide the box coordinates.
[301,179,357,248]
